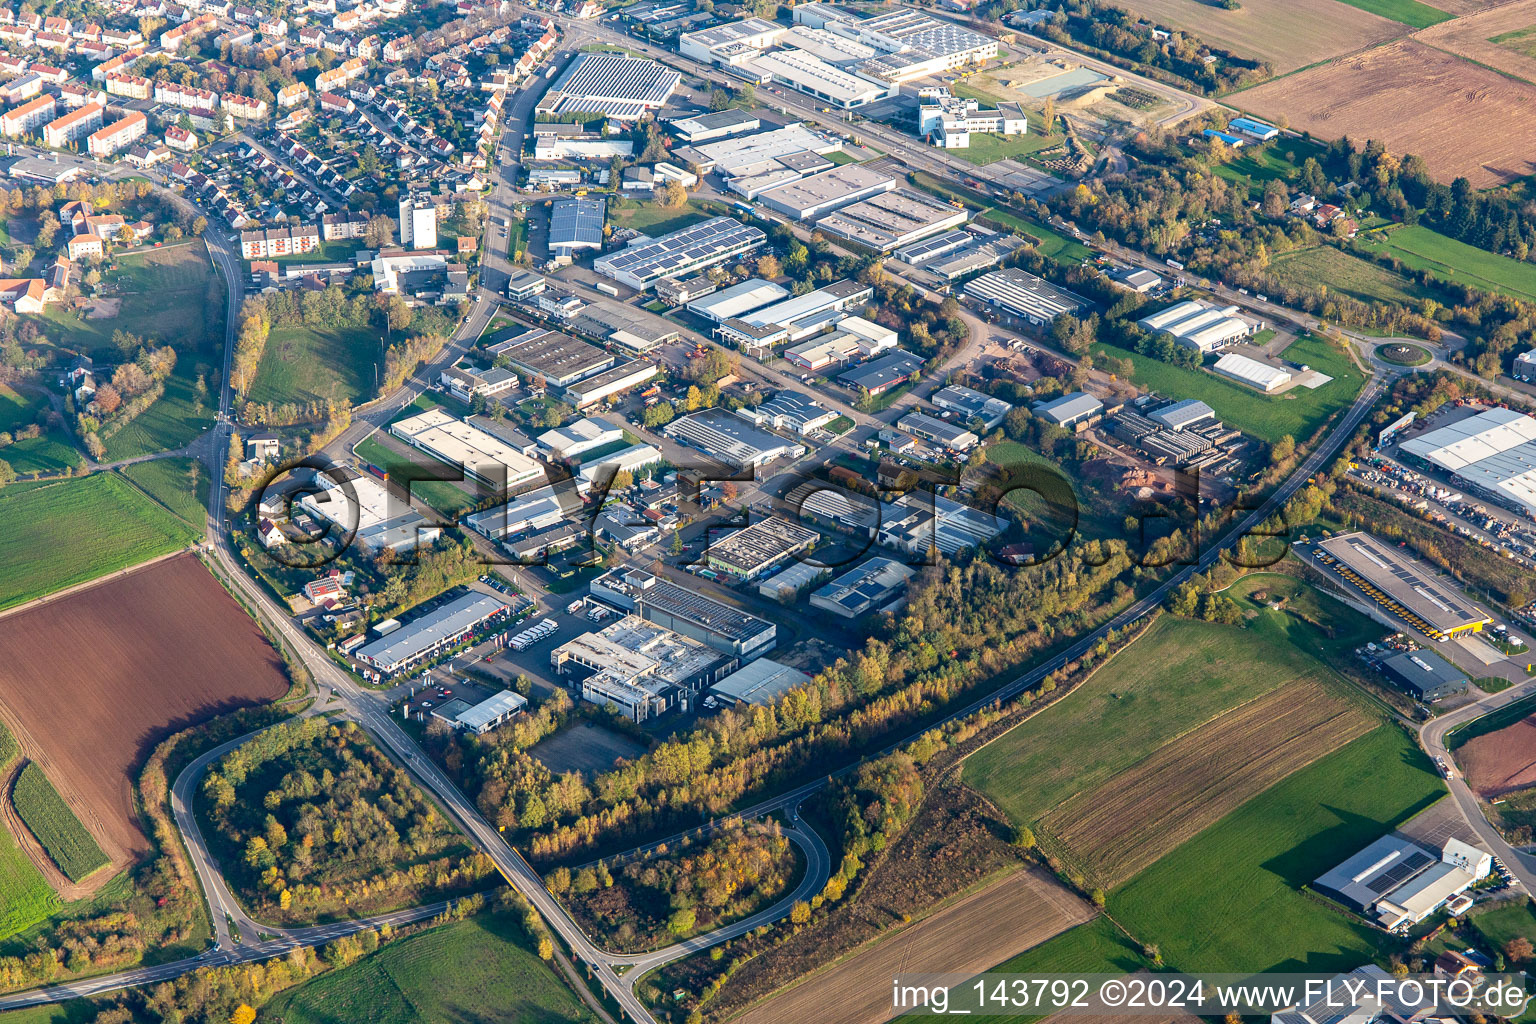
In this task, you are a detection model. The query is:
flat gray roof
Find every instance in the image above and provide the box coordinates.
[1318,532,1492,635]
[356,592,509,669]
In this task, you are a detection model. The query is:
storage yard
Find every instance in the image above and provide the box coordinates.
[0,555,289,868]
[1240,39,1536,187]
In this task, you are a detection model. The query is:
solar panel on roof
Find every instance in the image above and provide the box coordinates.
[1365,851,1432,895]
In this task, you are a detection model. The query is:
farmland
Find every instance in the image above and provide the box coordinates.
[1359,225,1536,304]
[1416,0,1536,88]
[1108,724,1443,973]
[0,472,201,611]
[1240,40,1536,188]
[1089,331,1364,445]
[728,869,1092,1024]
[0,818,57,940]
[965,615,1328,827]
[120,457,210,527]
[1038,681,1373,887]
[246,324,380,408]
[1096,0,1407,74]
[0,554,289,864]
[1457,714,1536,797]
[98,363,216,462]
[1268,245,1436,307]
[262,911,594,1024]
[10,763,108,883]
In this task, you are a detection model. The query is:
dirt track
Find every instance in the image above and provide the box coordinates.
[0,554,289,870]
[730,869,1092,1024]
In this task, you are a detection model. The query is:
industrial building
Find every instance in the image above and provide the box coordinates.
[570,303,678,354]
[706,517,819,581]
[1109,407,1242,470]
[789,481,882,535]
[784,316,898,370]
[901,231,1023,283]
[667,109,761,143]
[736,390,837,434]
[1379,648,1469,702]
[535,52,681,120]
[1212,351,1291,392]
[757,560,831,601]
[686,278,788,322]
[549,197,605,263]
[810,557,914,618]
[1398,407,1536,518]
[1136,299,1261,353]
[593,216,767,290]
[552,614,734,721]
[299,467,442,554]
[1314,835,1490,932]
[917,89,1026,149]
[837,348,925,396]
[708,658,813,707]
[563,359,661,409]
[679,17,786,63]
[428,689,528,734]
[813,187,968,252]
[1032,391,1103,428]
[489,329,615,387]
[464,484,581,541]
[1316,532,1493,642]
[665,407,806,470]
[590,568,777,659]
[673,123,840,181]
[898,410,978,451]
[746,47,893,109]
[963,268,1092,327]
[1108,266,1162,293]
[537,416,624,460]
[876,491,1004,557]
[576,443,663,495]
[736,280,873,338]
[931,384,1013,429]
[1148,398,1215,431]
[390,408,548,491]
[755,163,895,221]
[353,592,512,675]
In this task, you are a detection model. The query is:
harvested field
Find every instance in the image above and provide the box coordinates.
[0,554,289,870]
[1240,40,1536,187]
[1415,0,1536,85]
[1039,682,1373,886]
[1102,0,1406,73]
[730,869,1092,1024]
[1458,715,1536,797]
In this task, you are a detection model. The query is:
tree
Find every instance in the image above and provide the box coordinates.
[1011,825,1035,849]
[0,458,13,490]
[192,215,207,236]
[790,900,811,924]
[1271,434,1296,462]
[92,382,122,415]
[115,223,135,247]
[365,214,396,248]
[1505,937,1533,964]
[667,907,696,935]
[229,1006,257,1024]
[656,180,688,209]
[538,937,553,960]
[756,253,781,278]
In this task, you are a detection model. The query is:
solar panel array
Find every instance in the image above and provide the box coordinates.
[551,197,605,247]
[551,53,681,107]
[1365,851,1433,896]
[595,217,765,285]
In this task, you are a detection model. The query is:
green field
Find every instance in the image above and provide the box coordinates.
[0,384,79,476]
[1091,332,1364,445]
[11,763,107,883]
[354,435,479,515]
[946,130,1064,167]
[1110,725,1442,972]
[1492,24,1536,59]
[966,615,1352,827]
[120,457,210,526]
[986,439,1119,541]
[1214,137,1327,191]
[247,325,380,408]
[606,197,729,237]
[1360,225,1536,304]
[99,362,216,462]
[35,242,222,357]
[1224,572,1385,655]
[0,720,14,770]
[822,149,862,166]
[0,822,59,941]
[1269,246,1438,307]
[1470,899,1536,950]
[1332,0,1449,27]
[0,384,43,433]
[0,472,200,610]
[263,912,594,1024]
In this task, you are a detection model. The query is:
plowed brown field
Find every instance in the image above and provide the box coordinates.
[0,554,288,871]
[729,869,1091,1024]
[1040,682,1372,886]
[1415,0,1536,83]
[1102,0,1406,73]
[1240,40,1536,187]
[1460,717,1536,797]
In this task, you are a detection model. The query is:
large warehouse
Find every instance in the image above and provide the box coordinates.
[465,484,579,541]
[591,568,777,659]
[813,187,967,252]
[1379,648,1469,702]
[664,407,806,469]
[1314,835,1490,932]
[535,53,681,120]
[490,329,615,387]
[755,163,896,221]
[552,614,733,722]
[1398,407,1536,518]
[686,278,788,322]
[837,348,924,396]
[1212,351,1291,392]
[390,408,548,491]
[1136,299,1260,353]
[1316,532,1493,641]
[354,592,512,675]
[668,109,761,143]
[299,467,441,554]
[549,197,605,262]
[745,47,892,109]
[562,359,660,409]
[810,556,914,618]
[963,268,1093,327]
[705,517,819,581]
[593,217,767,290]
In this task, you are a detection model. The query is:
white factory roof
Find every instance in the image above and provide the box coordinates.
[681,123,838,178]
[1400,407,1536,472]
[1212,351,1291,391]
[711,658,813,706]
[1148,398,1215,431]
[687,277,788,321]
[455,689,528,731]
[814,186,967,251]
[391,408,547,487]
[755,162,894,218]
[746,48,891,107]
